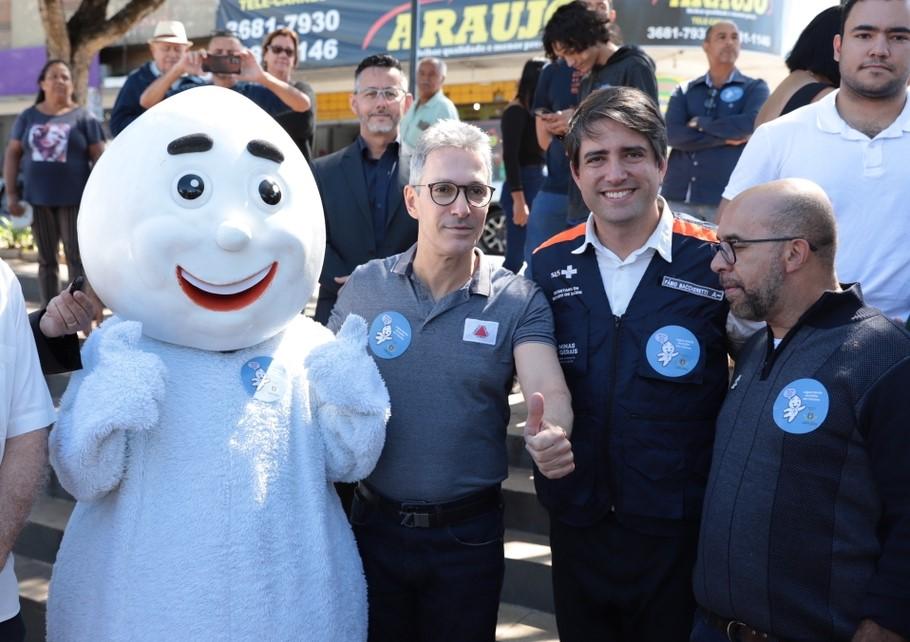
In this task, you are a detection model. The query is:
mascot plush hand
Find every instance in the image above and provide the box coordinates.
[46,86,389,642]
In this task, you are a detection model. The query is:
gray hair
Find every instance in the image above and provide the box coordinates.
[409,119,492,185]
[419,57,447,77]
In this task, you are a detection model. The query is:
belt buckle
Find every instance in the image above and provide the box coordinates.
[399,510,431,528]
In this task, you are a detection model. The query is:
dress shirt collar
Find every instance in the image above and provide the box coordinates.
[391,245,492,296]
[356,135,400,160]
[570,196,674,264]
[701,68,742,88]
[819,88,910,138]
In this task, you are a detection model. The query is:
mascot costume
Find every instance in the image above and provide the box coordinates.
[46,86,389,641]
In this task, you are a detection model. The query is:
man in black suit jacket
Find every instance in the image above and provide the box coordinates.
[312,54,418,324]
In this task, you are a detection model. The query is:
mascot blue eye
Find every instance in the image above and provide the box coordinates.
[259,179,281,205]
[177,174,205,200]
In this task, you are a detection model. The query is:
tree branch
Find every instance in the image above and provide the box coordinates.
[37,0,71,60]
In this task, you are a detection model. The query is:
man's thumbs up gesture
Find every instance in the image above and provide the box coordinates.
[523,392,574,479]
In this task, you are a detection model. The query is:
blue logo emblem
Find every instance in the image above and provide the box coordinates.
[772,378,829,434]
[720,86,744,103]
[369,311,412,360]
[241,356,287,402]
[645,325,700,377]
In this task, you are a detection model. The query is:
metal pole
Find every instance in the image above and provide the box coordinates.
[408,0,419,96]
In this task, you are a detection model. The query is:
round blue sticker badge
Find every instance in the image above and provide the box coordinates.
[772,378,830,434]
[645,325,700,377]
[720,86,744,103]
[368,311,412,360]
[241,357,288,402]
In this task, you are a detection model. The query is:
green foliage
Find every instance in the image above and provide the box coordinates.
[0,217,35,250]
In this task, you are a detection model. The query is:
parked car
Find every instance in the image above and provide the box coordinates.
[479,179,506,255]
[471,119,507,256]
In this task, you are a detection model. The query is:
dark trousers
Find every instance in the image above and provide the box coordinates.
[550,514,698,642]
[0,612,25,642]
[351,490,505,642]
[32,205,83,306]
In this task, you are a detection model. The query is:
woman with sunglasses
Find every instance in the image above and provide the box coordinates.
[262,28,317,161]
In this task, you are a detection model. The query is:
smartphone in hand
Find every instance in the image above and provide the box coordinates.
[203,55,242,75]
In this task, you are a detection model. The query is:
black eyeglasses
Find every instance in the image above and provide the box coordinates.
[267,45,295,57]
[414,182,496,207]
[711,237,818,265]
[704,87,719,116]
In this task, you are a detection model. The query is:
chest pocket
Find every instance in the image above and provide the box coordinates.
[627,314,724,421]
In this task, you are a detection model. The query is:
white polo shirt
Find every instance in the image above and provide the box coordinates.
[0,260,56,621]
[723,89,910,322]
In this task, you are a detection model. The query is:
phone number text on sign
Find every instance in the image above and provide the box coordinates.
[227,10,341,61]
[645,25,771,48]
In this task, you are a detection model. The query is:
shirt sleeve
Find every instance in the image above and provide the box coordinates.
[514,284,556,348]
[327,267,360,334]
[857,355,910,639]
[9,110,28,142]
[82,112,105,145]
[695,79,770,141]
[4,271,56,438]
[721,123,778,201]
[443,98,459,120]
[627,64,659,105]
[532,64,554,112]
[665,84,726,151]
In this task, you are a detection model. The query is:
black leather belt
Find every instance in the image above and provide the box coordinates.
[701,608,776,642]
[355,483,502,528]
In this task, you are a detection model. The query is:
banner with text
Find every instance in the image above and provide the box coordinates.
[216,0,783,69]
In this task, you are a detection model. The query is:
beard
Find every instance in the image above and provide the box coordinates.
[722,264,784,322]
[842,68,909,100]
[364,111,397,134]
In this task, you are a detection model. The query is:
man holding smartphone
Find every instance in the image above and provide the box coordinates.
[140,30,310,117]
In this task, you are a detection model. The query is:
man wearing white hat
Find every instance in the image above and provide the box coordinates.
[109,20,203,136]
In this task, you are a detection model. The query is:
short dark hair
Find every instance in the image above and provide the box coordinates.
[210,29,239,40]
[354,54,403,82]
[786,6,841,84]
[564,86,667,170]
[542,1,610,61]
[704,20,739,41]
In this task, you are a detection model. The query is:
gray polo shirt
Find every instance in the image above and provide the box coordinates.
[328,245,555,503]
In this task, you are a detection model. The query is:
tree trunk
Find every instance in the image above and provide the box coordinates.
[37,0,167,104]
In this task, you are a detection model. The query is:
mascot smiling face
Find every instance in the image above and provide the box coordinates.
[78,86,324,351]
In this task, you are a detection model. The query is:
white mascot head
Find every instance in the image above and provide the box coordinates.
[79,86,324,351]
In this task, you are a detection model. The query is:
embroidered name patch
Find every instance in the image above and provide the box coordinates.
[645,325,700,377]
[772,378,830,434]
[661,276,724,301]
[241,357,288,403]
[552,286,583,301]
[369,311,412,359]
[464,319,498,346]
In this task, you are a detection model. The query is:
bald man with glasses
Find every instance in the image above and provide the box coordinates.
[693,178,910,642]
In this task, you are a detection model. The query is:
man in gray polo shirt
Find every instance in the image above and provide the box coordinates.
[328,119,574,642]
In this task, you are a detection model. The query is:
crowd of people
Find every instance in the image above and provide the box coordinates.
[3,0,910,641]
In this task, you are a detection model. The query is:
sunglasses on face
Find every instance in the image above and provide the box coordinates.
[267,45,295,57]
